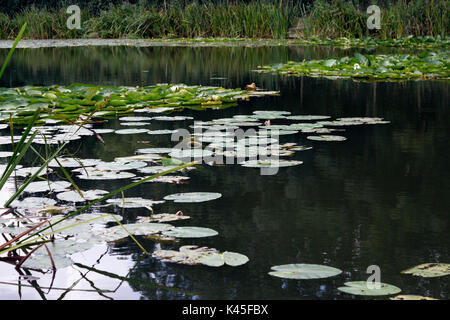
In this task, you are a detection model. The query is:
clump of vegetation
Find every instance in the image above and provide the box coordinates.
[0,0,446,40]
[257,51,450,81]
[299,0,448,39]
[0,83,278,126]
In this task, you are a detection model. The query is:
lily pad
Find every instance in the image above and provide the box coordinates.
[390,295,438,300]
[162,226,218,238]
[401,263,450,278]
[115,129,149,135]
[307,135,347,142]
[286,115,331,121]
[10,197,57,209]
[106,197,165,208]
[23,180,71,193]
[338,281,401,296]
[269,264,342,279]
[56,189,109,202]
[163,192,222,203]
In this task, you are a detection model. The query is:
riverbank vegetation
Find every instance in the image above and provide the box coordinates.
[0,0,447,41]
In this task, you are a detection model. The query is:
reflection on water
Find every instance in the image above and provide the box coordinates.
[0,44,449,299]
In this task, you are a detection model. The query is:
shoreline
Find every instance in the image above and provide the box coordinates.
[0,37,448,49]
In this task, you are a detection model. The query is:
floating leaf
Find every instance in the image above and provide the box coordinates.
[307,135,347,142]
[115,128,149,135]
[222,251,249,266]
[338,281,401,296]
[163,192,222,203]
[106,197,164,208]
[136,212,190,223]
[269,264,342,279]
[23,180,71,193]
[162,226,218,238]
[56,189,109,202]
[390,295,438,300]
[401,263,450,278]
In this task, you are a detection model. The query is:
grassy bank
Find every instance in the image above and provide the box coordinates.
[299,0,448,39]
[0,0,447,40]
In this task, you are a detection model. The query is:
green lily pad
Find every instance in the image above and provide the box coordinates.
[269,264,342,279]
[162,226,218,238]
[22,180,70,194]
[163,192,222,203]
[307,135,347,142]
[338,281,401,296]
[115,129,149,135]
[241,160,303,168]
[10,197,57,209]
[401,263,450,278]
[286,115,331,121]
[95,160,147,171]
[390,295,438,300]
[56,189,109,202]
[106,197,165,208]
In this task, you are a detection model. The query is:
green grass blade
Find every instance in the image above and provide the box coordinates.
[0,23,27,80]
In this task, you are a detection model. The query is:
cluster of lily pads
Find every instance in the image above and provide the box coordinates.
[266,262,449,299]
[0,96,444,300]
[0,83,278,126]
[256,51,449,81]
[291,36,450,49]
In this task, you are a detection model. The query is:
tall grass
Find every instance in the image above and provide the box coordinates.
[0,1,447,40]
[300,0,449,39]
[0,0,300,39]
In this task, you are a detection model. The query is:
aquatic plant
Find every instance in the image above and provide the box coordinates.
[0,83,278,126]
[256,51,450,81]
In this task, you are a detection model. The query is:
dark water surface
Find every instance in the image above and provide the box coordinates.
[0,45,449,300]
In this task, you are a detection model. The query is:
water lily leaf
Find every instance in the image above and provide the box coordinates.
[241,160,303,168]
[0,151,13,157]
[56,189,109,202]
[13,167,54,177]
[137,148,175,154]
[119,116,153,122]
[21,252,73,270]
[136,175,190,184]
[77,170,136,180]
[162,226,218,238]
[108,222,174,236]
[96,160,147,171]
[338,281,401,296]
[106,197,165,208]
[307,135,347,141]
[48,157,101,168]
[10,197,57,209]
[120,121,150,126]
[269,264,342,279]
[287,115,331,121]
[137,213,190,223]
[390,295,438,300]
[223,251,249,266]
[152,116,193,121]
[115,128,149,135]
[401,263,450,278]
[163,192,222,203]
[147,129,178,135]
[160,158,186,166]
[0,226,31,235]
[198,253,225,267]
[152,245,220,265]
[23,180,71,193]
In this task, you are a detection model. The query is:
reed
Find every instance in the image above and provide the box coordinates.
[300,0,449,39]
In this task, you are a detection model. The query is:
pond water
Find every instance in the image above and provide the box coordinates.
[0,44,449,300]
